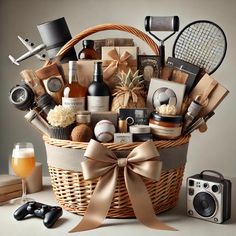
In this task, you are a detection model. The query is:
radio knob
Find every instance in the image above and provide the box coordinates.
[188,210,193,216]
[212,185,219,193]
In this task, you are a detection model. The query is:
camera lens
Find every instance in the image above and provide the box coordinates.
[193,192,216,217]
[126,116,134,125]
[212,185,219,193]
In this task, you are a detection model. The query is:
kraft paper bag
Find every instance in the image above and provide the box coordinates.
[62,60,102,88]
[189,73,229,117]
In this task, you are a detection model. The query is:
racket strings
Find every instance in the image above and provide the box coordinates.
[174,22,226,74]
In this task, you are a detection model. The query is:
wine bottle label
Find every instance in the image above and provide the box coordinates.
[62,97,85,112]
[87,96,109,112]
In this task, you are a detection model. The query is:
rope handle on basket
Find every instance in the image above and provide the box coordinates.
[45,23,159,66]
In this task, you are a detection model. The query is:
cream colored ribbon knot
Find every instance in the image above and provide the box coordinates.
[117,157,127,167]
[69,139,177,233]
[103,48,133,79]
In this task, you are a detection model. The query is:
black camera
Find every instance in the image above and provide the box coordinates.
[187,170,231,223]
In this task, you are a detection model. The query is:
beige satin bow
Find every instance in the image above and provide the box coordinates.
[69,139,177,233]
[103,48,134,79]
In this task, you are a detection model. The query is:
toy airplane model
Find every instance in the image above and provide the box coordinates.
[9,35,47,65]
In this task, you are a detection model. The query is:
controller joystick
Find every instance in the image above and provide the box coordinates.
[14,201,63,228]
[27,202,36,214]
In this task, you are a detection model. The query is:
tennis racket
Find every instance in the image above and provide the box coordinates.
[172,20,227,74]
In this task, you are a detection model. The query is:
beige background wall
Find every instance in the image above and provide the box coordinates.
[0,0,235,177]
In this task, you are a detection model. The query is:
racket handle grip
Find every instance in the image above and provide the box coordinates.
[159,44,165,67]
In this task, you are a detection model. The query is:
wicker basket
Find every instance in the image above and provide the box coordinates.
[43,23,190,218]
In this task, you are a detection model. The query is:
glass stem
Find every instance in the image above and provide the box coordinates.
[21,178,27,203]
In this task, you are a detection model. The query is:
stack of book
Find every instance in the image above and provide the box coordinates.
[0,175,22,204]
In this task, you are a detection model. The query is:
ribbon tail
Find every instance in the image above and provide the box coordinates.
[69,167,118,233]
[124,168,177,231]
[103,61,118,80]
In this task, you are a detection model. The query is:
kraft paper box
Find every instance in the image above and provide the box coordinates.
[102,46,138,90]
[189,73,229,117]
[62,60,102,88]
[94,38,134,58]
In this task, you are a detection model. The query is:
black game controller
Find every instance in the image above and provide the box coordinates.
[13,201,63,228]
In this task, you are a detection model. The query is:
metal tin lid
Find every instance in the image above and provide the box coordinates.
[150,112,183,123]
[76,111,91,124]
[129,125,151,134]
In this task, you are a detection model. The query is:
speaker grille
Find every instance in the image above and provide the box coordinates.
[193,192,216,217]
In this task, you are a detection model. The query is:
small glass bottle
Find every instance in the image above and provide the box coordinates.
[62,61,87,112]
[78,40,99,60]
[76,111,91,125]
[87,62,111,112]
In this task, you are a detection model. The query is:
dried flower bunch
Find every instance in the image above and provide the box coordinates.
[111,69,146,112]
[47,105,75,128]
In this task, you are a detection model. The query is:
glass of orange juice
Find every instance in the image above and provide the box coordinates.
[11,142,36,203]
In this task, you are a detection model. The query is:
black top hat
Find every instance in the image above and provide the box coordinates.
[37,17,77,62]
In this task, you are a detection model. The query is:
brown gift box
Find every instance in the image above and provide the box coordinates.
[102,46,138,90]
[188,73,229,117]
[94,38,134,58]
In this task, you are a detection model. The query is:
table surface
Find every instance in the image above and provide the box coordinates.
[1,177,236,236]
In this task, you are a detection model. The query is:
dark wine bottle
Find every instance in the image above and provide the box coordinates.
[87,62,110,112]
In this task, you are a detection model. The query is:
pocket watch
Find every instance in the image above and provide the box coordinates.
[43,76,64,104]
[47,76,63,92]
